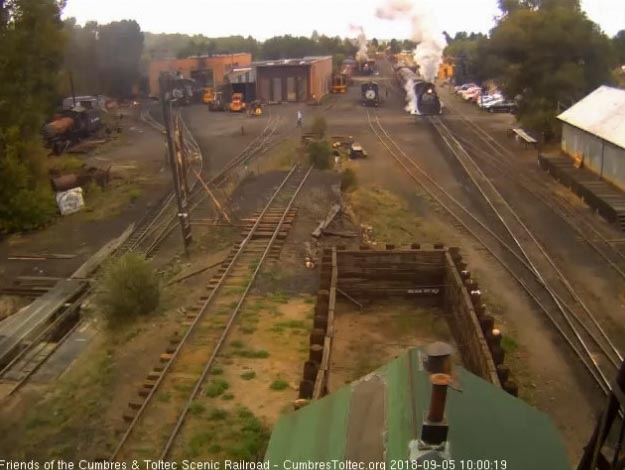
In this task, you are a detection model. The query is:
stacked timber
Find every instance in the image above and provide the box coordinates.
[445,247,517,395]
[336,245,447,299]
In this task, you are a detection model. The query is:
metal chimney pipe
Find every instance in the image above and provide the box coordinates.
[428,373,452,423]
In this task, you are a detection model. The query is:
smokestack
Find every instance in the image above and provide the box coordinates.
[427,373,451,423]
[421,373,451,446]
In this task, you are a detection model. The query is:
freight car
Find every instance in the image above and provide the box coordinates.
[394,64,442,115]
[361,81,380,107]
[42,107,102,155]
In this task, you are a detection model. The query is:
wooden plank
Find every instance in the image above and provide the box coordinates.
[71,224,135,279]
[312,204,341,238]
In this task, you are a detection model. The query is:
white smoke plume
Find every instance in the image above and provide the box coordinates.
[404,78,417,114]
[349,24,369,62]
[376,0,445,93]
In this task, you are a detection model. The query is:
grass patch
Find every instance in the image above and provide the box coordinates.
[221,393,234,400]
[240,326,256,334]
[230,340,244,349]
[205,379,230,398]
[128,187,142,202]
[233,349,270,359]
[48,155,85,173]
[240,371,256,380]
[347,186,423,245]
[501,335,519,354]
[270,291,289,304]
[207,408,229,421]
[212,366,224,375]
[269,379,289,391]
[189,401,206,416]
[156,392,171,403]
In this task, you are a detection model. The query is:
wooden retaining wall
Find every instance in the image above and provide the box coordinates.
[298,245,517,402]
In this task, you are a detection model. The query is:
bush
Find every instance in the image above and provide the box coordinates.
[96,253,160,324]
[311,115,327,138]
[341,168,358,192]
[308,140,333,170]
[0,137,56,233]
[269,379,289,391]
[205,379,230,398]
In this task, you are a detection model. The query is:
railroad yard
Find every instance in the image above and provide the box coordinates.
[2,4,625,466]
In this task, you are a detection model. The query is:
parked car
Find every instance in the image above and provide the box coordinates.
[454,83,478,94]
[485,100,517,113]
[349,142,368,159]
[462,88,482,101]
[478,94,503,108]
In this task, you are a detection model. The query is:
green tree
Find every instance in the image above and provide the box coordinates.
[0,0,66,232]
[614,30,625,65]
[389,38,400,54]
[490,5,613,137]
[96,20,144,97]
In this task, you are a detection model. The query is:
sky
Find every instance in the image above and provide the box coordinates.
[62,0,625,40]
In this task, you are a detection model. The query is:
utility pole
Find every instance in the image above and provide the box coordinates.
[159,73,192,254]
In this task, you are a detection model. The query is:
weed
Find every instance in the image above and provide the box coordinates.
[208,408,229,421]
[174,383,193,393]
[156,392,171,403]
[274,320,307,329]
[230,340,244,349]
[240,371,256,380]
[269,379,289,391]
[128,187,142,202]
[212,366,224,375]
[221,393,234,400]
[270,291,289,304]
[341,168,358,192]
[304,297,315,304]
[501,335,519,354]
[189,401,206,416]
[241,326,256,334]
[205,379,230,398]
[234,349,270,359]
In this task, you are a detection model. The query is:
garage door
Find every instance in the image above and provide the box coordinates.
[272,78,282,102]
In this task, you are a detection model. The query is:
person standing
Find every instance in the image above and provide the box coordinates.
[297,110,302,128]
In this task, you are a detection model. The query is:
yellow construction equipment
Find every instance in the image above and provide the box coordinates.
[331,74,347,94]
[202,87,214,104]
[229,93,246,112]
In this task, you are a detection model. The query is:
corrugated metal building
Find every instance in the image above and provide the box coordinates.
[254,56,332,102]
[558,86,625,191]
[265,348,570,469]
[148,53,252,96]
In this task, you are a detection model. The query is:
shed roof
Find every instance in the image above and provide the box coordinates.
[265,348,570,469]
[253,56,332,67]
[558,86,625,150]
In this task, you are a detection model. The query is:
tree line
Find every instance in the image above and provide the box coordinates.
[444,0,625,138]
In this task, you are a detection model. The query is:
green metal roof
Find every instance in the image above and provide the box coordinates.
[265,348,571,469]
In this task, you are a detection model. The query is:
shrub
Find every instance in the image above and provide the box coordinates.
[307,140,333,170]
[0,138,56,233]
[96,254,160,324]
[205,379,230,398]
[269,379,289,391]
[340,168,358,192]
[311,115,327,137]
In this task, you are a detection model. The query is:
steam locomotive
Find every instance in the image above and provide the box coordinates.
[394,64,442,115]
[43,107,102,155]
[361,82,380,107]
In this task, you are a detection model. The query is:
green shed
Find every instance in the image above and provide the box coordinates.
[265,348,570,470]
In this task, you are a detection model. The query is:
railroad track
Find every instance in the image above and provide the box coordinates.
[367,109,620,395]
[110,164,312,461]
[441,101,625,282]
[136,110,283,256]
